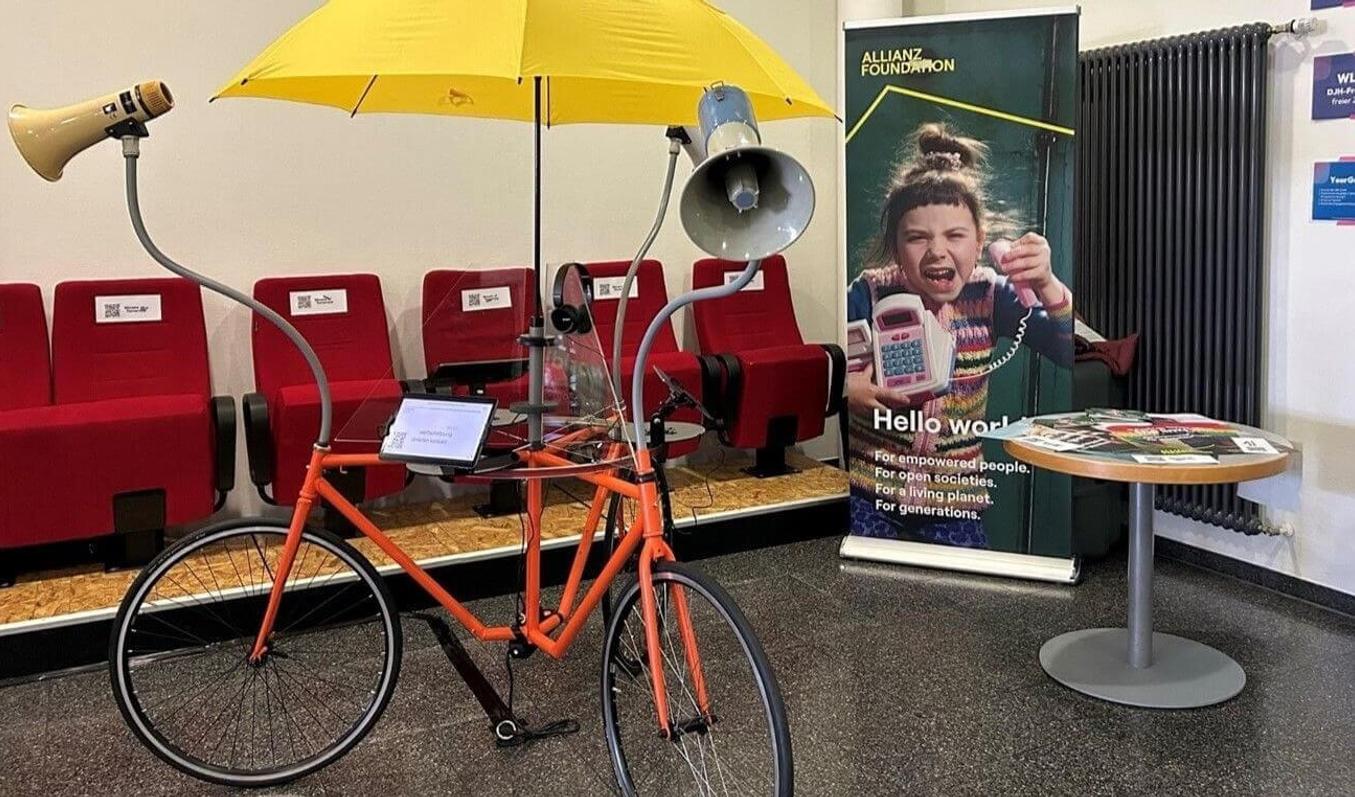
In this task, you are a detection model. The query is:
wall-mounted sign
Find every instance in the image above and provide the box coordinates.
[1314,159,1355,223]
[1314,53,1355,120]
[1312,0,1354,10]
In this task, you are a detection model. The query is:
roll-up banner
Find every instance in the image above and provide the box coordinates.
[839,8,1080,583]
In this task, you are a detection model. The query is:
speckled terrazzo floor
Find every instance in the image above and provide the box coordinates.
[2,535,1353,796]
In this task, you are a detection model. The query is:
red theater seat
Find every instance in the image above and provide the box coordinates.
[691,256,845,475]
[422,267,532,405]
[584,260,708,458]
[0,279,235,571]
[0,284,50,412]
[246,274,407,506]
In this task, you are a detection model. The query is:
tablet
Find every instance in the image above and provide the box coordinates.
[378,394,498,469]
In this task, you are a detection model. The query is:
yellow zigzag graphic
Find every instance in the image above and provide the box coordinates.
[846,84,1077,144]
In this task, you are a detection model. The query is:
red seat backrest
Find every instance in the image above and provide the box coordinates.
[584,260,678,358]
[691,255,804,353]
[422,268,531,373]
[0,283,51,410]
[253,274,394,396]
[51,278,209,404]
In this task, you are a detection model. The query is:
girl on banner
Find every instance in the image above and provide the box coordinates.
[845,123,1074,548]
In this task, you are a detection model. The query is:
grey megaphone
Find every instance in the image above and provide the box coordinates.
[679,85,815,261]
[8,81,174,181]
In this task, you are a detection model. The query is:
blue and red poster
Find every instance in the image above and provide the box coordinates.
[1312,0,1354,10]
[1314,160,1355,223]
[1314,53,1355,120]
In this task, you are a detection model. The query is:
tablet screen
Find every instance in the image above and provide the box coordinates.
[378,395,497,468]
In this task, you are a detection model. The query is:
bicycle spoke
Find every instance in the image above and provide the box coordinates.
[114,525,399,787]
[603,567,786,796]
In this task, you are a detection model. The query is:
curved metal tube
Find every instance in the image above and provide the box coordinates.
[630,258,761,449]
[611,141,680,397]
[123,138,335,445]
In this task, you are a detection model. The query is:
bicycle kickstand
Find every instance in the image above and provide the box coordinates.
[412,613,580,749]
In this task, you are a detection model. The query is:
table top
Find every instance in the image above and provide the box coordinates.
[1003,438,1290,485]
[608,421,706,444]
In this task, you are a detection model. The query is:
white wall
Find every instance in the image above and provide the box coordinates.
[0,1,841,516]
[6,1,1351,598]
[909,0,1355,597]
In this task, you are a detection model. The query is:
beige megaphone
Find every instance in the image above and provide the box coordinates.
[8,81,174,181]
[679,84,815,262]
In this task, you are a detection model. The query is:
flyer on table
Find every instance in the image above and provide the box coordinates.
[843,9,1078,555]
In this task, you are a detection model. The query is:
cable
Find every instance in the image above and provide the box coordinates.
[549,480,595,511]
[951,307,1033,381]
[669,445,726,534]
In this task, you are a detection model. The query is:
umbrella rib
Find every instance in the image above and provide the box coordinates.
[350,75,379,117]
[718,23,798,108]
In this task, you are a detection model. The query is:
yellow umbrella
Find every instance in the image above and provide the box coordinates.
[213,0,833,124]
[214,0,833,448]
[213,0,833,323]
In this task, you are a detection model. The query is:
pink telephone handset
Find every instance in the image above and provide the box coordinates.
[989,240,1038,309]
[871,293,954,400]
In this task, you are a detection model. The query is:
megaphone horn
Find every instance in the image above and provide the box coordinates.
[679,85,815,262]
[8,81,174,182]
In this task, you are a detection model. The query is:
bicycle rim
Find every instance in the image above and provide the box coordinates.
[601,562,792,796]
[109,520,401,788]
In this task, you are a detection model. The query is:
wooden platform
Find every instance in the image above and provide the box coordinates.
[0,452,847,636]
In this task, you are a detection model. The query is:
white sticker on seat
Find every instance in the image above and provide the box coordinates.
[290,289,349,316]
[461,286,513,312]
[95,294,163,324]
[723,271,765,291]
[592,277,639,300]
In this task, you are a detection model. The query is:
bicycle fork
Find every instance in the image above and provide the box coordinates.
[249,447,326,663]
[633,452,713,739]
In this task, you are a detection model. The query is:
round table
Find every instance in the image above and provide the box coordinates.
[607,420,706,445]
[1004,433,1289,709]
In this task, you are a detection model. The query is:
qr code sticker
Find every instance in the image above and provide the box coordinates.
[296,295,313,310]
[103,303,121,319]
[389,432,406,449]
[467,293,481,307]
[597,282,612,297]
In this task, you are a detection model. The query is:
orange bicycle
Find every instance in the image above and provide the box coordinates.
[107,135,793,795]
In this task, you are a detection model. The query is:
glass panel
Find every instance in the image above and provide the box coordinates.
[327,265,635,474]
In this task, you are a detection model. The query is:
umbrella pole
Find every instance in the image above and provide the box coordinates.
[526,75,545,448]
[533,76,543,322]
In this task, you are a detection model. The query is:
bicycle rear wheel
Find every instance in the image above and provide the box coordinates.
[601,561,793,796]
[109,518,401,788]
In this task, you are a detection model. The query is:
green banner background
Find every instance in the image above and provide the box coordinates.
[844,11,1079,557]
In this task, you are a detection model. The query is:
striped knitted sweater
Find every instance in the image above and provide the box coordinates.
[845,266,1073,520]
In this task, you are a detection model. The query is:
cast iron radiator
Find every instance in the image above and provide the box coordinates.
[1075,23,1273,534]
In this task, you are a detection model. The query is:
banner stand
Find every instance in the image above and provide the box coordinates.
[839,536,1080,585]
[839,8,1081,583]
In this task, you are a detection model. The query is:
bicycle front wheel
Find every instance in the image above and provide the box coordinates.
[601,561,793,796]
[109,518,401,788]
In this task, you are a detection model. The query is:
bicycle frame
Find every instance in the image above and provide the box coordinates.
[247,441,711,737]
[119,133,751,744]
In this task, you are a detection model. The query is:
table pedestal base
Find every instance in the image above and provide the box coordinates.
[1040,628,1245,708]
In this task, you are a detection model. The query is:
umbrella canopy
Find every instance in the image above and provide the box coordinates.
[213,0,834,125]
